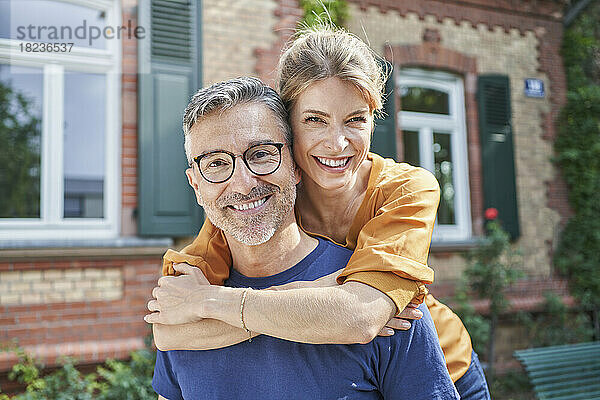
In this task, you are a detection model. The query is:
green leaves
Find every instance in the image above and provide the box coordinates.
[0,81,41,218]
[525,293,593,347]
[0,346,157,399]
[299,0,349,28]
[555,214,600,309]
[4,356,96,400]
[94,350,156,400]
[451,284,491,356]
[453,220,523,363]
[554,1,600,319]
[464,220,523,315]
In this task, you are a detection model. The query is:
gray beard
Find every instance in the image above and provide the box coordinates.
[227,220,278,246]
[200,174,297,246]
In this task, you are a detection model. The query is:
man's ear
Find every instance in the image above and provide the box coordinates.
[185,167,203,206]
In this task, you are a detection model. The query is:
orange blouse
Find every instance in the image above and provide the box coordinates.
[162,152,472,381]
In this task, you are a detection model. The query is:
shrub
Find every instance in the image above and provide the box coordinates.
[459,210,524,378]
[554,0,600,339]
[0,343,156,399]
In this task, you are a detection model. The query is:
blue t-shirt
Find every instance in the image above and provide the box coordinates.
[152,238,458,400]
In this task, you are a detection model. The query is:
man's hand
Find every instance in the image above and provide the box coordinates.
[145,263,211,325]
[377,302,423,336]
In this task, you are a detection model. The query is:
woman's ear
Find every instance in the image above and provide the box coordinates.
[370,116,376,140]
[293,162,302,185]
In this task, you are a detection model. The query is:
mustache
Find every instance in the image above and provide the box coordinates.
[218,184,279,207]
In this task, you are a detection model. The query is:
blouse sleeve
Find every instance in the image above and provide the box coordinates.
[162,218,232,285]
[337,166,440,312]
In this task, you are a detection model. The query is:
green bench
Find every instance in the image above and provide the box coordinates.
[514,341,600,399]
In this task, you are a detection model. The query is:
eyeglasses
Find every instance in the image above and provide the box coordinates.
[191,143,286,184]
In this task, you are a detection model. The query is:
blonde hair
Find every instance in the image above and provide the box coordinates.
[277,24,387,117]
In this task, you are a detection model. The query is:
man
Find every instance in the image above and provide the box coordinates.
[148,77,459,399]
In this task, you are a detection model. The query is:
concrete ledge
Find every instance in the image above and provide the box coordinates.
[430,238,481,252]
[0,247,169,261]
[0,237,172,260]
[0,237,172,249]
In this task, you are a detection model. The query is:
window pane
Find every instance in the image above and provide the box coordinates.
[63,71,105,218]
[400,86,449,115]
[0,64,42,218]
[433,132,455,225]
[1,0,107,49]
[402,130,420,166]
[0,1,10,39]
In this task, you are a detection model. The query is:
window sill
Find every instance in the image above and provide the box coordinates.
[430,238,481,253]
[0,237,173,260]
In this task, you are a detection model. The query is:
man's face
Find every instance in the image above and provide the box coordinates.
[185,102,299,246]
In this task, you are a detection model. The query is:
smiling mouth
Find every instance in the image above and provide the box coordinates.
[227,195,271,211]
[314,156,352,168]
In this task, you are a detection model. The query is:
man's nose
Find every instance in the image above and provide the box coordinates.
[227,158,258,195]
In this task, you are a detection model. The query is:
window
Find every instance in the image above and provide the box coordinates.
[398,69,471,241]
[0,0,120,241]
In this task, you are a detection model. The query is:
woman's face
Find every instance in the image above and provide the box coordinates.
[290,77,374,191]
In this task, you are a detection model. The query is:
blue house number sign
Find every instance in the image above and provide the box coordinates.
[524,79,545,98]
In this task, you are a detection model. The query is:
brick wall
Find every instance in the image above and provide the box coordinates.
[202,0,279,85]
[121,0,139,237]
[0,256,160,371]
[0,268,122,306]
[254,0,304,86]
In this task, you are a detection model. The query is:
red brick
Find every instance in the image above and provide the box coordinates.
[15,314,42,325]
[123,123,137,132]
[0,316,16,326]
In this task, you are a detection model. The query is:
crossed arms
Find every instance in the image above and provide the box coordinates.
[147,264,421,351]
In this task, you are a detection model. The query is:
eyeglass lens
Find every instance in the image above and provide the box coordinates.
[199,144,282,183]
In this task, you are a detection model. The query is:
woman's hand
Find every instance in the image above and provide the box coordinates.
[145,263,211,325]
[377,302,423,336]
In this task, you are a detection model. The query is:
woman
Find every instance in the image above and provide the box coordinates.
[155,25,490,398]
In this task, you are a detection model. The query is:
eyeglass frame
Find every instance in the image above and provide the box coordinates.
[190,142,286,184]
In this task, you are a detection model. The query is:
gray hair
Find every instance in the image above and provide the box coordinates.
[183,77,292,163]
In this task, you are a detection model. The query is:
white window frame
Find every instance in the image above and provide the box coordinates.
[0,0,121,241]
[397,68,472,242]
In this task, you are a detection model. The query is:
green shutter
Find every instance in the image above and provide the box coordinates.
[138,0,203,236]
[477,75,520,239]
[371,63,397,160]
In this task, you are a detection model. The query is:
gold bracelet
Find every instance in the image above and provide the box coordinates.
[240,288,252,342]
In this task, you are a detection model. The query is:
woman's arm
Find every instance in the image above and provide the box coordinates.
[214,281,396,344]
[148,265,424,350]
[153,317,259,351]
[150,283,395,350]
[149,265,340,350]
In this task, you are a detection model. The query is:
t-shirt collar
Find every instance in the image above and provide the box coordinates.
[227,237,328,289]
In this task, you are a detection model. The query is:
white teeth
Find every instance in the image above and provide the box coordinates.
[231,197,267,211]
[316,157,349,167]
